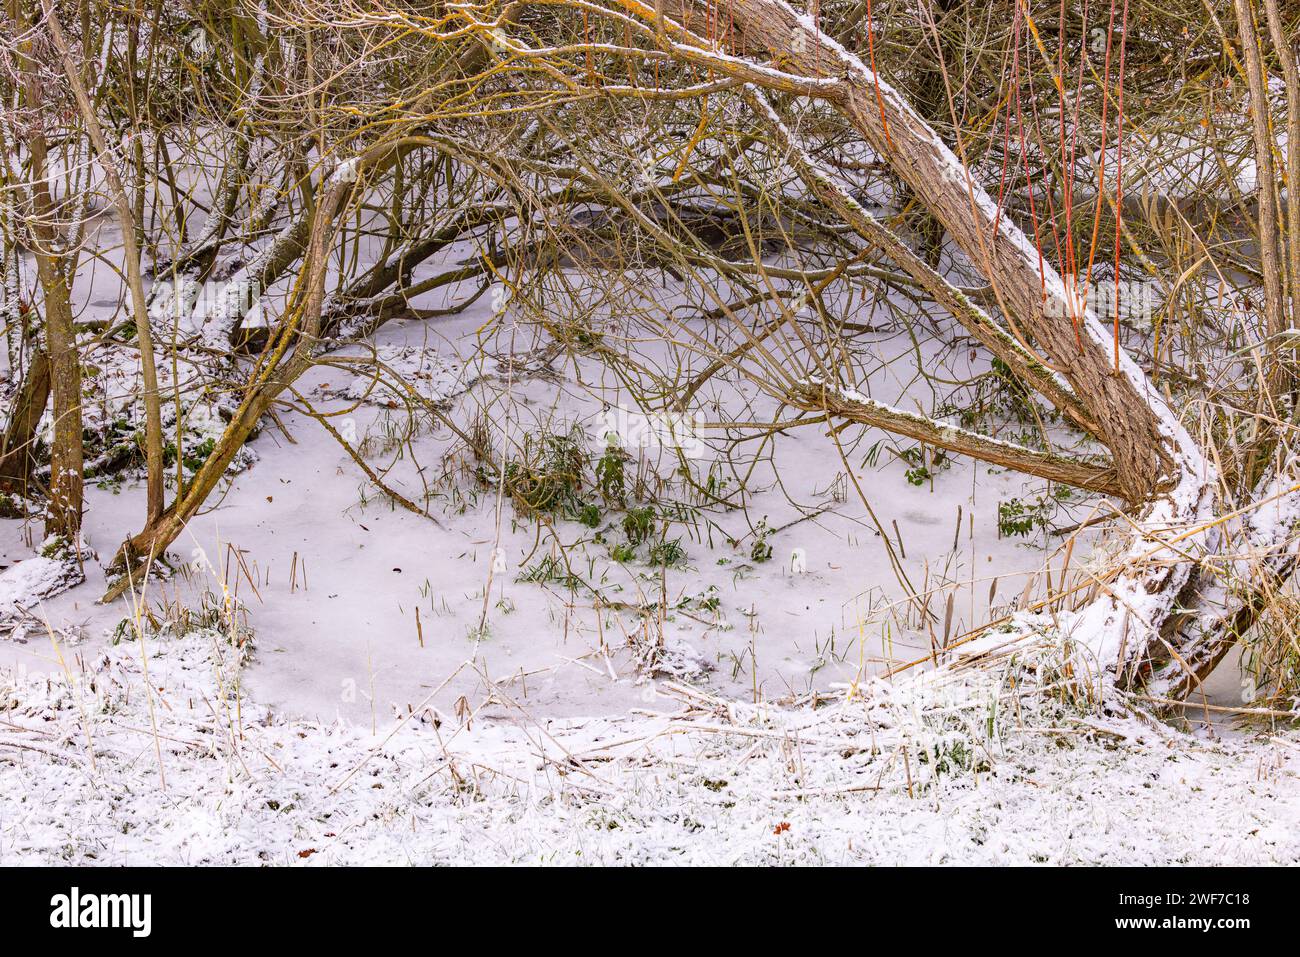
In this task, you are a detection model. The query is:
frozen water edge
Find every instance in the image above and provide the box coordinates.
[1,620,1297,865]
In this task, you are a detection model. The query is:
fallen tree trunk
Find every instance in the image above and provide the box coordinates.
[788,380,1123,496]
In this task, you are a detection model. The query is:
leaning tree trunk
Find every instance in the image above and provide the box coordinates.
[102,137,436,600]
[638,0,1222,692]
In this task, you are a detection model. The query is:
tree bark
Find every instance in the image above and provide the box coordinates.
[18,17,83,542]
[788,380,1122,495]
[36,264,82,541]
[0,347,51,492]
[671,0,1183,498]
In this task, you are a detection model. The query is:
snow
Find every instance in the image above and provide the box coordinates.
[329,158,360,186]
[325,344,515,408]
[1,616,1296,865]
[0,548,84,636]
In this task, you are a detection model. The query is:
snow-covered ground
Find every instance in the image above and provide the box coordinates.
[3,609,1297,865]
[2,224,1085,726]
[2,173,1295,865]
[2,308,1294,862]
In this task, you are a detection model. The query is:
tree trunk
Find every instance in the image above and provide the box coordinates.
[19,27,83,543]
[44,1,167,528]
[0,346,51,492]
[38,267,83,542]
[644,0,1220,690]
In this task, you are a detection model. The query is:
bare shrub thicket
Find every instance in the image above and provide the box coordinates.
[2,0,1298,707]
